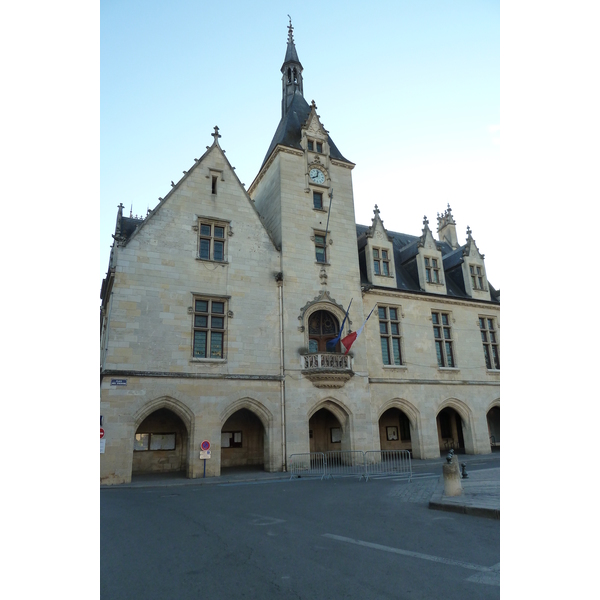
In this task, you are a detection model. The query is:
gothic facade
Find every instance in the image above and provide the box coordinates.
[100,24,499,484]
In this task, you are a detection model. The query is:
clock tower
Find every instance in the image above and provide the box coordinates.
[249,21,372,458]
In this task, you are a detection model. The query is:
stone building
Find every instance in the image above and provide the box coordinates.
[100,23,500,485]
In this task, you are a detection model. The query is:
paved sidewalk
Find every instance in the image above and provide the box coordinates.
[428,467,500,519]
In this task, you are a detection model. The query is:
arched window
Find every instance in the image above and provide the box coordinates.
[287,67,292,84]
[308,310,340,352]
[293,68,297,83]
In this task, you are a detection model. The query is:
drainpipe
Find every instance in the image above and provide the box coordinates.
[276,272,286,471]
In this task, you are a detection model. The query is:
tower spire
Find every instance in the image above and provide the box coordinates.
[281,17,304,117]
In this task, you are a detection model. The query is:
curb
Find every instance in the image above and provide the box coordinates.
[428,476,500,520]
[428,498,500,520]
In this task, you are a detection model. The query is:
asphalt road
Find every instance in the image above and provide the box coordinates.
[101,469,500,599]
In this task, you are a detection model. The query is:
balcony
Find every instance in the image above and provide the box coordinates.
[300,352,354,389]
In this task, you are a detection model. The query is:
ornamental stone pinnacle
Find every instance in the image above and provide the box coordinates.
[212,126,221,142]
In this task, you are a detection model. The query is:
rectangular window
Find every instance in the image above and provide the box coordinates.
[313,191,323,209]
[221,431,242,448]
[378,305,402,365]
[470,265,485,290]
[134,433,176,451]
[316,141,323,153]
[314,233,327,263]
[198,221,227,262]
[193,297,227,359]
[479,316,500,369]
[211,175,218,195]
[425,257,441,284]
[432,311,455,367]
[373,248,391,276]
[307,140,314,151]
[330,427,342,443]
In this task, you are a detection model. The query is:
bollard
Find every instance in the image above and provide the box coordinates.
[460,463,469,479]
[443,454,463,497]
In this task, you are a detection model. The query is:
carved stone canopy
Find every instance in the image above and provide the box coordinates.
[297,290,351,327]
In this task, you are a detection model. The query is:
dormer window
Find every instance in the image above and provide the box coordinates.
[470,265,485,290]
[425,257,441,284]
[373,248,390,276]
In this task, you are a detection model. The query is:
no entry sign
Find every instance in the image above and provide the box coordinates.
[100,428,105,439]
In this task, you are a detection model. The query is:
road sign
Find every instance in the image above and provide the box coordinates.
[200,450,211,459]
[201,440,210,451]
[100,428,105,439]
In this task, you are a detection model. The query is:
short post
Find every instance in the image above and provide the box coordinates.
[443,449,463,497]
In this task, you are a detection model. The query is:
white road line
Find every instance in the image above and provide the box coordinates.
[322,534,494,573]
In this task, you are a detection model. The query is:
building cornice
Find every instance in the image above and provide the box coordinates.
[368,378,500,386]
[362,287,500,310]
[101,370,282,382]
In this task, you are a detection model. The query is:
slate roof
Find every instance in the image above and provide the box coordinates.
[355,224,499,303]
[260,92,350,170]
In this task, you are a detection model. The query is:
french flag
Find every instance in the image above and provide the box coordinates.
[326,299,352,352]
[340,306,375,355]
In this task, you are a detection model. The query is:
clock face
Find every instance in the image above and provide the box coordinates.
[309,168,325,184]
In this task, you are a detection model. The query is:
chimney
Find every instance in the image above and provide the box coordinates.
[437,204,459,249]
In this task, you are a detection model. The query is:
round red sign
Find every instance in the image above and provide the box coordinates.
[100,428,105,439]
[201,440,210,451]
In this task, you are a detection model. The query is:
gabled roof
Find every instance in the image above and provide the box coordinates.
[260,92,350,169]
[356,223,499,303]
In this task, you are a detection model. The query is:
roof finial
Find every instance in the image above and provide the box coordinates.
[374,204,380,216]
[423,215,429,227]
[212,126,221,145]
[287,15,294,43]
[466,225,472,239]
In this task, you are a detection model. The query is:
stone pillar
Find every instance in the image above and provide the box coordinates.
[443,457,463,497]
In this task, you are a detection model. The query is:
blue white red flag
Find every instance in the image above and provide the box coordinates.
[326,299,352,351]
[340,306,375,355]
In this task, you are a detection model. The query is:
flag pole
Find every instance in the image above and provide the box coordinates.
[324,188,333,245]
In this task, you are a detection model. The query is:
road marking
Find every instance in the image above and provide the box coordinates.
[323,534,496,574]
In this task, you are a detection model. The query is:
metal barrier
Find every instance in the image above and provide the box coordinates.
[325,450,367,480]
[288,452,326,480]
[289,450,413,482]
[363,450,412,482]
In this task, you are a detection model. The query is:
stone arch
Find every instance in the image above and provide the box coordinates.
[487,398,500,450]
[436,397,474,425]
[220,397,274,472]
[131,396,195,478]
[133,396,195,434]
[220,397,273,431]
[487,398,500,412]
[308,397,352,430]
[308,397,353,453]
[377,398,424,459]
[377,398,420,430]
[435,397,475,455]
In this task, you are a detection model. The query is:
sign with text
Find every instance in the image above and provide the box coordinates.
[200,450,211,459]
[100,439,106,454]
[110,379,127,386]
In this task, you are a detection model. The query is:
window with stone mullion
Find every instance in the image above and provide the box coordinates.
[378,306,402,365]
[193,298,226,359]
[432,311,454,367]
[479,317,499,369]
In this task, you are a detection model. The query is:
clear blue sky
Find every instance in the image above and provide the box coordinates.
[100,0,500,288]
